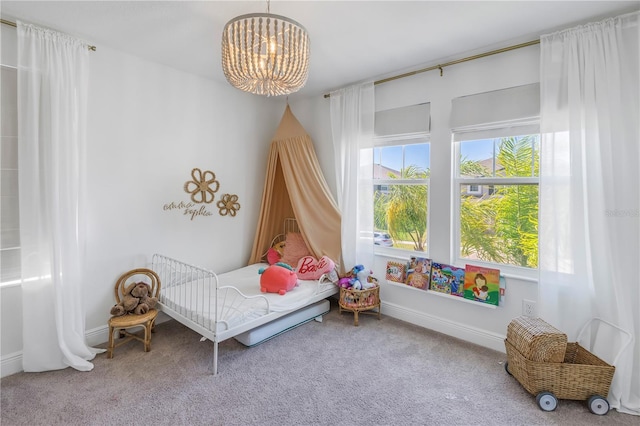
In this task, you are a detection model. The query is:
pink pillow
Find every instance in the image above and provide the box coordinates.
[280,233,312,267]
[295,256,335,280]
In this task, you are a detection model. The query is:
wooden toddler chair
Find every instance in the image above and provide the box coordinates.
[107,268,161,358]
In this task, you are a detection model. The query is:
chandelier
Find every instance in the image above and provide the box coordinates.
[221,2,310,96]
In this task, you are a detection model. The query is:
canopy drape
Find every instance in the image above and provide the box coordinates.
[249,106,342,268]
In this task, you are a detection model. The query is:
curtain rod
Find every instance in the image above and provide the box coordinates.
[323,39,540,98]
[1,18,96,51]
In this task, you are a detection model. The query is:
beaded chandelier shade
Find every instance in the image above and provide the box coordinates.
[221,12,310,96]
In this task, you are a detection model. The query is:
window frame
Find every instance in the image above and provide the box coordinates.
[373,132,431,257]
[451,127,540,280]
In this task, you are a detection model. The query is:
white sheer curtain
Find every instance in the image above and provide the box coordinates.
[330,82,375,270]
[17,21,104,372]
[538,12,639,415]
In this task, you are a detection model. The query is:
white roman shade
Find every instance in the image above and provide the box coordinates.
[451,83,540,141]
[375,103,430,137]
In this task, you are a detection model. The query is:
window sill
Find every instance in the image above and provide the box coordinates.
[383,280,497,309]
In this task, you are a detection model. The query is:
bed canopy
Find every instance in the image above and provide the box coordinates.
[249,105,342,269]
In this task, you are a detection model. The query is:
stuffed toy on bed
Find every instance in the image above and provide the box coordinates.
[266,241,286,265]
[258,262,298,295]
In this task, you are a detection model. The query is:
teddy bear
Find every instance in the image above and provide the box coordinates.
[109,281,157,316]
[130,282,158,314]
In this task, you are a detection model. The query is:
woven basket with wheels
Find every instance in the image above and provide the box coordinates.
[505,339,615,401]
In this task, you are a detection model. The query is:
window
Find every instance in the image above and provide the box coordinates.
[453,132,539,270]
[451,83,540,275]
[373,136,430,253]
[1,65,20,286]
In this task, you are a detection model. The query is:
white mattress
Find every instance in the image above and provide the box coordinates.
[161,263,336,333]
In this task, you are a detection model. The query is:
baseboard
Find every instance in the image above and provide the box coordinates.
[1,312,173,378]
[1,351,23,378]
[380,301,507,353]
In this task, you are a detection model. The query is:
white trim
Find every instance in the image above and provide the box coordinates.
[380,300,506,353]
[457,177,538,185]
[85,324,109,348]
[0,351,22,378]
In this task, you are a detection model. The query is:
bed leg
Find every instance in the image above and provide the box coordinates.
[210,340,219,376]
[314,315,323,323]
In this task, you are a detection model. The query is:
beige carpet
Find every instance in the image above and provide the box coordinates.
[1,299,637,425]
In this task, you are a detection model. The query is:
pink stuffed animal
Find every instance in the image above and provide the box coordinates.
[259,263,298,295]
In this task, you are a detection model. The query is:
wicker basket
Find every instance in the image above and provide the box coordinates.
[505,339,615,400]
[507,316,567,363]
[338,285,381,326]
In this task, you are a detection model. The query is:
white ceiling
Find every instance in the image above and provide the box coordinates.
[2,1,638,99]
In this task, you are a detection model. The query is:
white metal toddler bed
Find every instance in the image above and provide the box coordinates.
[151,222,338,375]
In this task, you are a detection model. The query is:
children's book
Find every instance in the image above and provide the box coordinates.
[464,264,501,305]
[405,257,431,290]
[429,263,465,296]
[386,261,406,283]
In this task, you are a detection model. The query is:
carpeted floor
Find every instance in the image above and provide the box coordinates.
[1,299,637,425]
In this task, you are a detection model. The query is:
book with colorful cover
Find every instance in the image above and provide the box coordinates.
[464,264,500,305]
[429,263,465,297]
[386,261,406,283]
[405,257,431,290]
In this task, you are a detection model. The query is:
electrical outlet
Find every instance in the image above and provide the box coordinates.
[522,299,536,317]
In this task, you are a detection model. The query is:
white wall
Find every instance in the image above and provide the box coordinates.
[291,45,541,352]
[83,45,280,330]
[1,31,282,376]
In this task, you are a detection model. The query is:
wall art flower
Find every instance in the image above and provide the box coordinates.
[217,193,241,217]
[184,168,219,204]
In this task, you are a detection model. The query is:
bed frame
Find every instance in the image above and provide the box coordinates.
[151,220,338,375]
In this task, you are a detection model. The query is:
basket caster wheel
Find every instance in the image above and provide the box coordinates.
[504,361,512,376]
[588,395,610,415]
[536,391,558,412]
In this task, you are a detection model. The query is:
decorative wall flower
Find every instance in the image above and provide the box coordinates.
[217,193,241,217]
[184,168,219,204]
